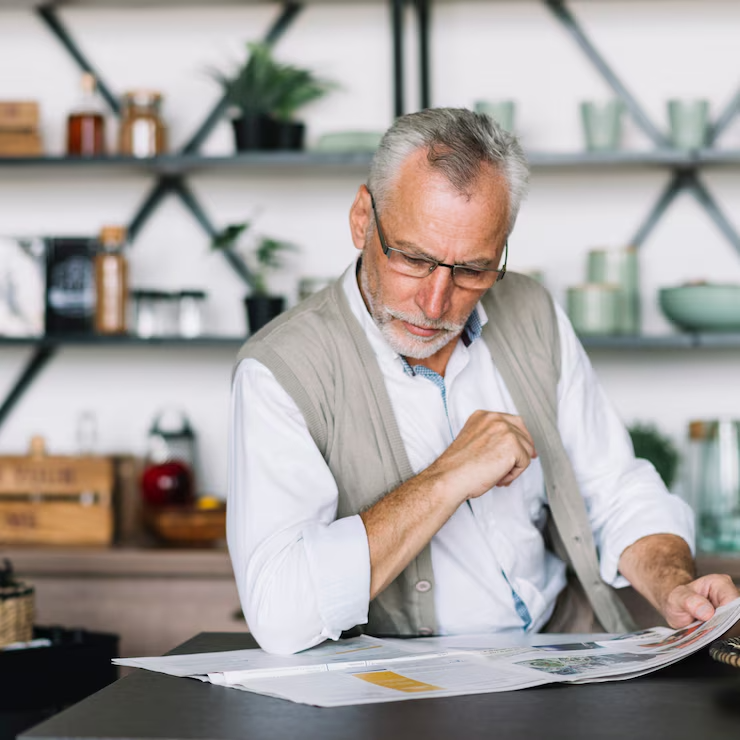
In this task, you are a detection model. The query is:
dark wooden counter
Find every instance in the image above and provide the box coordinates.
[20,631,740,740]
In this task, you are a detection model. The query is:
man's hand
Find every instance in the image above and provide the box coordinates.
[428,410,537,503]
[361,410,536,599]
[662,574,740,631]
[618,534,740,635]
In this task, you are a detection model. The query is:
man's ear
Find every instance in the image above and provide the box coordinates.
[349,185,372,252]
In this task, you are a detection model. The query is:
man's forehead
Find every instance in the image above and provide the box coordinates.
[393,150,507,205]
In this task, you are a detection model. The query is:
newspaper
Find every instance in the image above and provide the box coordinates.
[114,597,740,707]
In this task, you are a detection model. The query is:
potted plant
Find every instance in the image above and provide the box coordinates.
[628,423,680,489]
[211,222,296,333]
[211,42,335,151]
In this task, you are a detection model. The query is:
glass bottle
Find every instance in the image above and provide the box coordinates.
[685,420,708,515]
[118,90,167,158]
[94,225,128,335]
[698,419,740,552]
[66,72,106,157]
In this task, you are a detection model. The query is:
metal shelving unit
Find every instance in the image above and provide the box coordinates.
[2,0,740,433]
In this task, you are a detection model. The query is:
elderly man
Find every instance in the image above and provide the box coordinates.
[228,108,738,655]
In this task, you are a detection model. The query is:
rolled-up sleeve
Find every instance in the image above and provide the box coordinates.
[227,358,371,655]
[554,304,695,587]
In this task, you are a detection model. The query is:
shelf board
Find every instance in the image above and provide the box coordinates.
[3,546,233,579]
[0,335,246,348]
[3,545,737,581]
[580,333,740,349]
[695,149,740,166]
[0,152,376,174]
[3,149,740,174]
[5,0,364,7]
[3,0,714,7]
[526,149,695,168]
[4,333,740,350]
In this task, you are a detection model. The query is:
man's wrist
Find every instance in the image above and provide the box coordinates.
[618,533,696,615]
[652,567,696,613]
[418,461,469,509]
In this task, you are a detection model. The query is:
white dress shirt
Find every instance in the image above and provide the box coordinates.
[227,260,694,655]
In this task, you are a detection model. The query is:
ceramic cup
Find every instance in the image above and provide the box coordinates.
[474,100,516,133]
[567,284,621,336]
[580,100,624,152]
[587,247,640,334]
[667,99,710,150]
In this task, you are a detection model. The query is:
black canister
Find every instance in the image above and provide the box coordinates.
[44,237,96,335]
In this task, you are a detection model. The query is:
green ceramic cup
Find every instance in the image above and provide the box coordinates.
[587,248,640,334]
[567,284,621,336]
[668,99,709,150]
[580,100,624,152]
[474,100,516,133]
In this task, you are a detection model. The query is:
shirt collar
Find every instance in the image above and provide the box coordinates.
[341,256,489,372]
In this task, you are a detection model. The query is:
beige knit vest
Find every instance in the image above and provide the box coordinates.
[236,270,636,635]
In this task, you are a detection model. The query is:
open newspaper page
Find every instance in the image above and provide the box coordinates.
[114,597,740,707]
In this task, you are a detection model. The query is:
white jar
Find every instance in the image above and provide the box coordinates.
[177,290,206,338]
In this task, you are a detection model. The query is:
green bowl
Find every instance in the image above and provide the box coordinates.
[314,131,383,153]
[659,284,740,332]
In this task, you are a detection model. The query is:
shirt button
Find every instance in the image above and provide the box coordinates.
[418,627,433,636]
[415,580,432,593]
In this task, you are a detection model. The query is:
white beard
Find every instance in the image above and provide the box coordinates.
[359,264,467,360]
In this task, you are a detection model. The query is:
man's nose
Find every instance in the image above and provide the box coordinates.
[415,267,454,320]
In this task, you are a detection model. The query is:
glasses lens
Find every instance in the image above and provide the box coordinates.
[387,249,436,278]
[452,267,499,289]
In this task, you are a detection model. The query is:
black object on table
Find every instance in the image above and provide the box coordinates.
[1,626,118,740]
[20,631,740,740]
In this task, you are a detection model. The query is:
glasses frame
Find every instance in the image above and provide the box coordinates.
[369,191,507,287]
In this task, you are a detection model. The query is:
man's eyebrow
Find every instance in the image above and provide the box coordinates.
[392,238,497,269]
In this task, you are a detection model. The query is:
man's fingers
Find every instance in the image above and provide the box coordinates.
[704,573,740,607]
[665,575,740,627]
[506,416,537,458]
[687,595,715,622]
[496,458,531,488]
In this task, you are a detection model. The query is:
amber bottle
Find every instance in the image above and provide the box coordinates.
[67,73,106,157]
[94,226,128,335]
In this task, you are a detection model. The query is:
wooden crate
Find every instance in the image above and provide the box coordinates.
[0,439,113,546]
[0,101,40,132]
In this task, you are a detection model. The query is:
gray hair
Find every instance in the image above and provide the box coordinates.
[367,108,529,236]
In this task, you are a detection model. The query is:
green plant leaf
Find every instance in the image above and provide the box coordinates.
[211,222,250,251]
[628,423,680,489]
[255,237,296,269]
[209,41,336,120]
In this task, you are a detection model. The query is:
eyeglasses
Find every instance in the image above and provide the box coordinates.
[369,192,507,290]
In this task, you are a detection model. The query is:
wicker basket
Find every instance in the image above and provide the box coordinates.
[0,560,34,648]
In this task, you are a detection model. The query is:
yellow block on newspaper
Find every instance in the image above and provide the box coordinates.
[354,670,442,693]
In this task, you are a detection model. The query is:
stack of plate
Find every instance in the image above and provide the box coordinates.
[313,131,383,153]
[659,284,740,332]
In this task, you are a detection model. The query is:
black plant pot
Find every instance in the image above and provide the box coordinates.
[274,121,305,150]
[232,114,280,151]
[245,295,285,334]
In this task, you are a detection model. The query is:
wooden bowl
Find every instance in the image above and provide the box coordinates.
[144,502,226,547]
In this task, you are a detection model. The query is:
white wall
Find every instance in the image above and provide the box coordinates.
[1,1,740,497]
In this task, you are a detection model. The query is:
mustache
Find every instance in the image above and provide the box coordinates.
[384,307,466,334]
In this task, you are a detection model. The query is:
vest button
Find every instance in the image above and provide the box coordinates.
[418,627,433,636]
[415,580,432,593]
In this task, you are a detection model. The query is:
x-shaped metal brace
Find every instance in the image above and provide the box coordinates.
[3,1,431,435]
[37,2,305,291]
[545,0,740,255]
